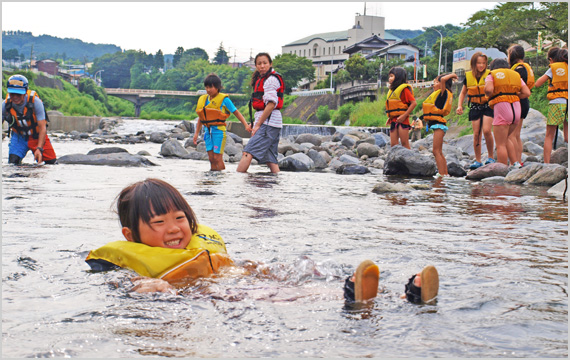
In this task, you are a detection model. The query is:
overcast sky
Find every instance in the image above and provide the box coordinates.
[2,2,501,61]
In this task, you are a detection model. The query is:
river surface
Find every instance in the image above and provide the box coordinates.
[2,120,568,358]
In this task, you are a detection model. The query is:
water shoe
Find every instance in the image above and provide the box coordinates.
[404,265,439,304]
[469,161,483,170]
[485,158,496,165]
[343,260,379,303]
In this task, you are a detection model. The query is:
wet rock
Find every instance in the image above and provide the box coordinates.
[160,139,189,158]
[336,164,370,175]
[338,154,360,165]
[183,150,208,161]
[307,149,328,169]
[278,152,315,172]
[86,147,129,155]
[383,145,437,177]
[372,181,414,193]
[524,164,568,186]
[278,141,300,154]
[504,163,544,183]
[295,133,322,146]
[356,143,380,158]
[523,141,544,156]
[149,132,168,144]
[332,131,344,142]
[178,120,194,133]
[465,162,510,180]
[340,134,358,148]
[137,150,151,156]
[58,153,157,167]
[547,179,568,198]
[481,176,506,183]
[318,151,332,164]
[448,162,467,177]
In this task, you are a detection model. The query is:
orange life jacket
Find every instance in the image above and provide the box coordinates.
[196,93,231,127]
[465,69,490,105]
[511,62,535,90]
[547,62,568,100]
[4,90,47,139]
[385,83,413,118]
[422,89,453,124]
[488,69,522,109]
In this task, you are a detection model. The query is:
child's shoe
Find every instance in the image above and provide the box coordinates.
[434,173,444,179]
[343,260,379,303]
[485,158,496,165]
[404,265,439,304]
[512,161,522,169]
[469,161,483,170]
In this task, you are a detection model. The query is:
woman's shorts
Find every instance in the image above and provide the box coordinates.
[203,125,227,154]
[244,124,281,164]
[427,121,448,133]
[390,121,411,131]
[468,103,493,121]
[492,101,521,126]
[547,103,568,126]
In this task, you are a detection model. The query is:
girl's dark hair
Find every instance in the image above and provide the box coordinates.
[388,67,407,91]
[507,45,525,67]
[250,52,273,87]
[204,73,223,90]
[470,52,488,78]
[547,47,560,61]
[436,73,453,92]
[116,178,198,243]
[554,48,568,63]
[489,58,510,70]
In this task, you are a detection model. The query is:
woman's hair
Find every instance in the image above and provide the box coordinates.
[554,48,568,63]
[470,52,488,78]
[547,47,560,61]
[489,58,510,70]
[436,73,453,92]
[507,45,525,67]
[204,73,223,90]
[388,67,407,91]
[116,178,198,243]
[250,52,273,87]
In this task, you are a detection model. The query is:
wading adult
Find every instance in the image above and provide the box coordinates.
[2,75,57,165]
[236,53,284,174]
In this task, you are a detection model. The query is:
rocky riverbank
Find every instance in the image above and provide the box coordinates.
[53,109,568,197]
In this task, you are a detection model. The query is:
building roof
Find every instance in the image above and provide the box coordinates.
[383,31,402,42]
[284,30,350,46]
[343,35,390,55]
[366,40,420,59]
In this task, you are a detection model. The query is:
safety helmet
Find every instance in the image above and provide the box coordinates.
[7,75,29,94]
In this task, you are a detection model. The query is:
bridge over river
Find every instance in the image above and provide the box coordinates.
[105,88,247,117]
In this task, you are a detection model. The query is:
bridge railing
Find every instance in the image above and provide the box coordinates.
[339,83,378,95]
[290,88,334,96]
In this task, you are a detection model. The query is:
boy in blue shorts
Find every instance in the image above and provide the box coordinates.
[194,74,251,171]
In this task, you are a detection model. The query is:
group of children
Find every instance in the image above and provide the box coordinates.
[385,46,568,177]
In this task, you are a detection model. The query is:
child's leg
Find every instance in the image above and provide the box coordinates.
[471,119,483,163]
[390,128,399,147]
[267,162,280,173]
[399,126,411,149]
[432,129,447,175]
[207,151,216,170]
[236,152,253,172]
[212,153,225,171]
[506,123,518,165]
[564,121,568,143]
[494,124,509,165]
[482,115,495,159]
[543,125,558,163]
[511,117,524,163]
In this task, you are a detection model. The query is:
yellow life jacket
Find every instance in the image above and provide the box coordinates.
[196,93,231,127]
[385,83,413,118]
[488,69,522,109]
[511,62,535,90]
[465,70,490,105]
[85,224,233,286]
[422,89,453,124]
[547,62,568,100]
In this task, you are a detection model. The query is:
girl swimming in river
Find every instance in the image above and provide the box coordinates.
[86,178,439,304]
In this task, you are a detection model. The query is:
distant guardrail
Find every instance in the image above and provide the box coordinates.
[290,88,334,96]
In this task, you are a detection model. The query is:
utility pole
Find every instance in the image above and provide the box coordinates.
[29,44,33,70]
[445,49,448,73]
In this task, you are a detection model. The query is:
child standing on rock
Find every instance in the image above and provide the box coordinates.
[385,67,417,149]
[421,72,458,178]
[194,73,251,171]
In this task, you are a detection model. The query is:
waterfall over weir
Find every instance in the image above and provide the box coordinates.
[280,124,390,137]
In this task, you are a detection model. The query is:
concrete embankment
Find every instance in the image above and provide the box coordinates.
[48,114,101,132]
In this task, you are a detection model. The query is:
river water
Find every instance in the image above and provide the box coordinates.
[2,119,568,358]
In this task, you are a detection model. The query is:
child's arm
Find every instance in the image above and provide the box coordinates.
[130,276,177,294]
[484,76,494,98]
[193,121,202,145]
[397,100,417,123]
[440,73,458,90]
[233,109,252,133]
[252,102,276,136]
[534,74,550,88]
[456,85,468,115]
[518,82,531,100]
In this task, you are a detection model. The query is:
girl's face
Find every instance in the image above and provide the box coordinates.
[255,56,271,75]
[388,73,395,84]
[476,56,487,73]
[135,209,192,249]
[432,78,440,91]
[205,85,219,98]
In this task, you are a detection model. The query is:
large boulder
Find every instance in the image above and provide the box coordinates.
[278,152,315,172]
[465,162,510,180]
[372,133,389,147]
[524,164,568,186]
[336,164,370,175]
[160,139,189,158]
[58,153,157,167]
[307,149,328,169]
[356,142,380,158]
[504,163,545,183]
[338,154,360,165]
[547,179,568,198]
[340,134,359,148]
[295,133,322,146]
[448,162,467,177]
[523,141,544,156]
[86,147,129,155]
[550,146,568,166]
[383,145,437,177]
[149,132,168,144]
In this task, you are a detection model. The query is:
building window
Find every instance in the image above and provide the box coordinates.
[339,46,341,54]
[304,49,306,57]
[400,54,406,60]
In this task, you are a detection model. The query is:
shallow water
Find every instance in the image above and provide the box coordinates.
[2,120,568,358]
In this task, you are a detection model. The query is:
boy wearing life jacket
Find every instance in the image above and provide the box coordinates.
[484,59,531,166]
[194,73,251,171]
[2,75,57,165]
[534,47,568,164]
[456,52,495,169]
[507,45,535,168]
[385,67,417,149]
[421,72,458,178]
